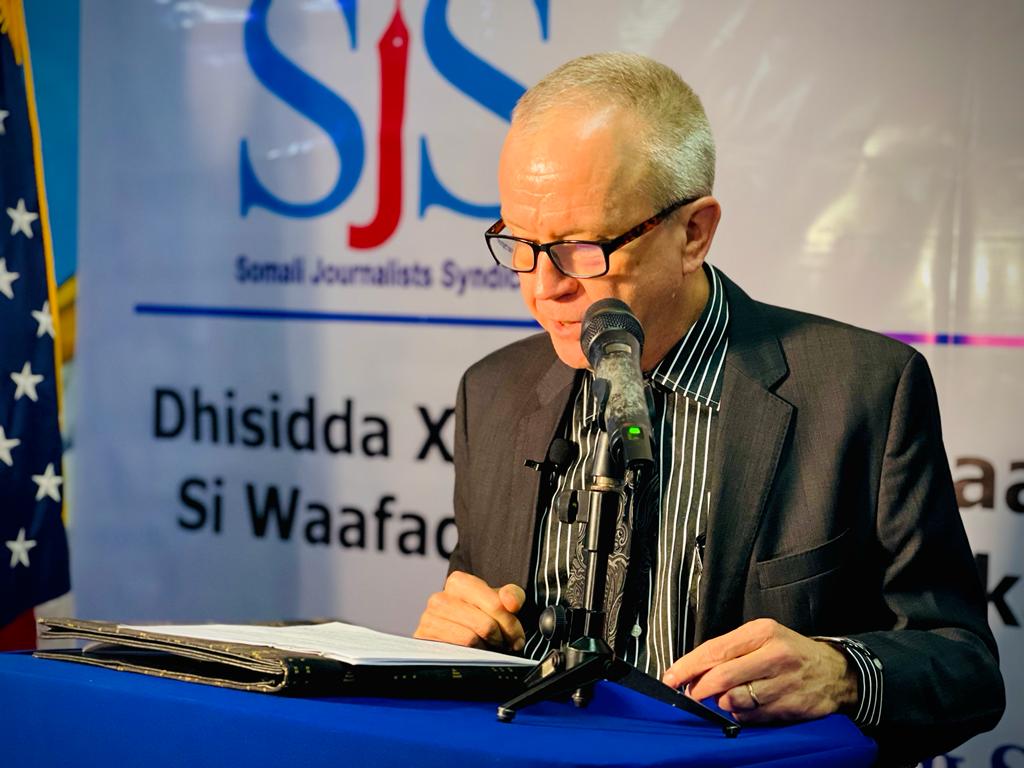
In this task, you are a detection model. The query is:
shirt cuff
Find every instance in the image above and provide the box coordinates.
[813,635,884,727]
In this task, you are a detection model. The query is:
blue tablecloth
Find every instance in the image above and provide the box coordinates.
[0,652,876,767]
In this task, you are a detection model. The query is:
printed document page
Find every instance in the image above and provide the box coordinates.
[123,622,537,667]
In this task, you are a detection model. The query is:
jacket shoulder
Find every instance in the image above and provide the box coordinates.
[462,332,558,388]
[757,301,920,379]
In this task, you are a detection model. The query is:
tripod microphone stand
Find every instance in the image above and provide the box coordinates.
[496,426,739,737]
[497,298,738,736]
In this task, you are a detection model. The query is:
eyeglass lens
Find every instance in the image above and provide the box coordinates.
[489,236,606,277]
[549,242,605,276]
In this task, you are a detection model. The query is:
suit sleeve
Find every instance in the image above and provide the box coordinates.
[850,351,1004,763]
[446,371,472,576]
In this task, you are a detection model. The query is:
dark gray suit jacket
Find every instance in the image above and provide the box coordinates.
[449,272,1003,764]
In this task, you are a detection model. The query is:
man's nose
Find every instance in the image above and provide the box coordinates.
[532,252,577,299]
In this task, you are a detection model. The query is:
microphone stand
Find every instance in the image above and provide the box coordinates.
[497,385,739,737]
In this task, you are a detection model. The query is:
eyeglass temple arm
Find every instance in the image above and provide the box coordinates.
[601,197,696,254]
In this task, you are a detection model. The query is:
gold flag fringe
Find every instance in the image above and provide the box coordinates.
[0,0,27,66]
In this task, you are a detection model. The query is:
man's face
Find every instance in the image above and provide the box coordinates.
[498,106,697,370]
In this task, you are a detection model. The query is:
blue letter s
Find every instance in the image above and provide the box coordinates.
[240,0,364,218]
[419,0,549,219]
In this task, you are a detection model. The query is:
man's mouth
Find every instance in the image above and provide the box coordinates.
[549,319,581,338]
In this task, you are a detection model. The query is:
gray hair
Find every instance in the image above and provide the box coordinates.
[512,52,716,207]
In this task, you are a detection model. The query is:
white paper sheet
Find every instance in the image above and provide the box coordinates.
[122,622,537,667]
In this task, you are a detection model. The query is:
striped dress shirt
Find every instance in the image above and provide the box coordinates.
[521,263,883,728]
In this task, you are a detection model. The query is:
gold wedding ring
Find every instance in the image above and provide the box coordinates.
[746,681,762,708]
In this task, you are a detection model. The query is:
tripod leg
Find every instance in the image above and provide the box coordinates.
[571,683,593,709]
[605,659,741,737]
[497,654,608,722]
[521,648,562,687]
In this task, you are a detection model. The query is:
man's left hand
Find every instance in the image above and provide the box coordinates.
[661,618,859,722]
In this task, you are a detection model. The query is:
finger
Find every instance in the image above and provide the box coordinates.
[443,573,525,649]
[717,676,798,722]
[681,670,706,699]
[716,680,767,714]
[413,611,488,649]
[662,618,779,688]
[496,584,528,650]
[495,585,526,650]
[445,572,525,650]
[498,584,526,613]
[425,590,507,647]
[670,618,780,685]
[687,643,794,701]
[414,609,487,647]
[730,706,775,725]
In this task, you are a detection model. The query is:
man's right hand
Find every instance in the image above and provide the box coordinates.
[413,571,526,653]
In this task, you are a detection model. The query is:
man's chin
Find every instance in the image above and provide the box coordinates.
[547,332,588,370]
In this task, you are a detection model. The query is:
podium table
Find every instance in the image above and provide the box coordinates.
[0,652,876,767]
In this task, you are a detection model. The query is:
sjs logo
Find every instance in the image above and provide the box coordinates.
[239,0,551,249]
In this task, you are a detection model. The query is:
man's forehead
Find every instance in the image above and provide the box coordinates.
[498,168,638,237]
[499,107,647,233]
[511,156,561,185]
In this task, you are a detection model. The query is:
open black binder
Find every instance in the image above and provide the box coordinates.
[35,618,530,699]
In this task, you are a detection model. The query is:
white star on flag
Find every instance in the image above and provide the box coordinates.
[0,257,19,299]
[6,528,37,569]
[31,462,63,502]
[10,360,43,401]
[0,426,20,467]
[31,300,55,338]
[0,108,8,135]
[7,197,38,238]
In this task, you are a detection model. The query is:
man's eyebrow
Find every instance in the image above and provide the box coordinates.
[501,217,611,242]
[501,216,533,237]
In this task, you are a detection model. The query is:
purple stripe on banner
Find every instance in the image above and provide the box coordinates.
[885,332,1024,348]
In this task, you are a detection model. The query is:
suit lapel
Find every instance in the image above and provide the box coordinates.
[502,356,576,588]
[696,274,793,644]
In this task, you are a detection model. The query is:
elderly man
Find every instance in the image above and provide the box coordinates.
[414,53,1002,764]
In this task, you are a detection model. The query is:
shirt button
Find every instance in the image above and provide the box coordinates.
[631,623,642,638]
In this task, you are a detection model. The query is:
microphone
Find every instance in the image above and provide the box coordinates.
[580,299,655,469]
[524,437,578,475]
[526,438,580,524]
[546,438,578,473]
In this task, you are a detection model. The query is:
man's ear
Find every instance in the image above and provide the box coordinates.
[682,197,722,274]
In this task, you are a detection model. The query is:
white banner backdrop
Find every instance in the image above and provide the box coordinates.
[74,2,1022,764]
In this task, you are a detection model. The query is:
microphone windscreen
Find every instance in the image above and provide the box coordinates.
[580,298,645,364]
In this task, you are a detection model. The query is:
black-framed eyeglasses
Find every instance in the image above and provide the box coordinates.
[484,196,698,279]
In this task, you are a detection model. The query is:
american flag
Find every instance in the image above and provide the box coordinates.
[0,0,70,650]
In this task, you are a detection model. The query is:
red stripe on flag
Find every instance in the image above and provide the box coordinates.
[0,607,36,651]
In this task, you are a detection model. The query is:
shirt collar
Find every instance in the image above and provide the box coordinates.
[648,262,730,405]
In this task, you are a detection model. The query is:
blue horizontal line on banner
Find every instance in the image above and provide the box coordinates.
[134,303,541,329]
[133,304,1021,347]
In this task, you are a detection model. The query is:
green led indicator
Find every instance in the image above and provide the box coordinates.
[627,426,643,439]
